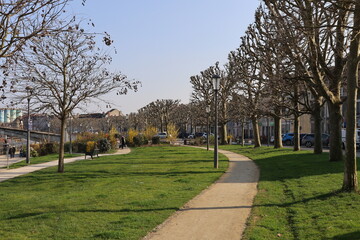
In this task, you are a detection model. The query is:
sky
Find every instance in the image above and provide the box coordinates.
[67,0,261,114]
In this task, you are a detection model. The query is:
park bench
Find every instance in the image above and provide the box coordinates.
[85,148,99,159]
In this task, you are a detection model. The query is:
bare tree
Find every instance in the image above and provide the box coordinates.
[191,62,237,144]
[264,0,359,191]
[170,103,192,135]
[0,0,70,60]
[140,99,180,132]
[264,0,354,162]
[228,24,267,148]
[13,27,140,172]
[228,93,250,146]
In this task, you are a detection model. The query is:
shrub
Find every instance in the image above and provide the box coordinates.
[133,134,147,147]
[109,127,119,149]
[64,142,70,152]
[144,126,158,141]
[152,136,160,144]
[133,136,141,147]
[31,144,41,154]
[127,128,139,145]
[194,137,204,146]
[71,142,87,153]
[86,141,96,153]
[39,142,59,156]
[76,132,106,142]
[97,138,111,153]
[167,123,179,144]
[30,147,39,157]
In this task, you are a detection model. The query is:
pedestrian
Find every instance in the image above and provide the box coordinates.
[121,136,126,149]
[11,146,16,158]
[8,146,14,158]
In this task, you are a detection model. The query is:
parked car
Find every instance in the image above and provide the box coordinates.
[155,132,167,139]
[301,133,330,148]
[341,128,360,149]
[282,133,308,146]
[188,132,207,139]
[178,132,190,139]
[195,132,206,138]
[282,133,294,145]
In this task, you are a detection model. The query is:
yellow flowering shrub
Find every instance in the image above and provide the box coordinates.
[86,141,96,152]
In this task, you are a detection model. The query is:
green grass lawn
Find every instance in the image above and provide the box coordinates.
[220,145,360,240]
[2,153,82,169]
[0,146,228,240]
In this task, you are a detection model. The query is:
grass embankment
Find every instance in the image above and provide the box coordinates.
[3,153,82,169]
[0,146,227,240]
[221,145,360,240]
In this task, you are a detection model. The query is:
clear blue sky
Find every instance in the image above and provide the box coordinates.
[67,0,261,114]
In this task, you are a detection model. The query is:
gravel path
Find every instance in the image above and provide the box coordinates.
[144,148,259,240]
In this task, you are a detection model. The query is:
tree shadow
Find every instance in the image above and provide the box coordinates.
[254,190,341,208]
[252,152,347,181]
[332,231,360,240]
[5,169,225,185]
[6,207,180,220]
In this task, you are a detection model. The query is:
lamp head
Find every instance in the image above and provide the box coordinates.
[212,75,220,90]
[206,106,211,113]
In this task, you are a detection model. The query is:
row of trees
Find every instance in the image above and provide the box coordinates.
[124,99,221,138]
[0,1,140,172]
[189,1,360,192]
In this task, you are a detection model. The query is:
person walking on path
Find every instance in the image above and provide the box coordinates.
[120,135,126,149]
[144,147,259,240]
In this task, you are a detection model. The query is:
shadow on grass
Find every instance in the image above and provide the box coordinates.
[332,231,360,240]
[6,169,224,185]
[253,152,346,181]
[254,190,341,208]
[82,159,215,165]
[6,207,180,220]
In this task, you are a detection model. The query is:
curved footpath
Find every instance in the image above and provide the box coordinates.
[0,148,131,183]
[144,147,260,240]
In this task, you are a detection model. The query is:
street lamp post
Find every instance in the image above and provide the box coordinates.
[69,116,72,155]
[206,105,211,151]
[212,74,220,168]
[25,86,33,164]
[267,117,270,147]
[48,122,51,142]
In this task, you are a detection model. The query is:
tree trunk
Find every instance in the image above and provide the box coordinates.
[328,102,343,162]
[343,0,359,192]
[252,116,261,148]
[58,116,66,173]
[274,115,283,148]
[293,84,300,151]
[241,120,245,146]
[220,102,228,145]
[313,99,323,154]
[220,123,228,145]
[293,115,300,151]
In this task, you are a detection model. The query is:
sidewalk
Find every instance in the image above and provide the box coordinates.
[0,154,24,168]
[0,148,131,183]
[144,147,260,240]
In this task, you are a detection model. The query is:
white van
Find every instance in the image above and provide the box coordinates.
[341,128,360,149]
